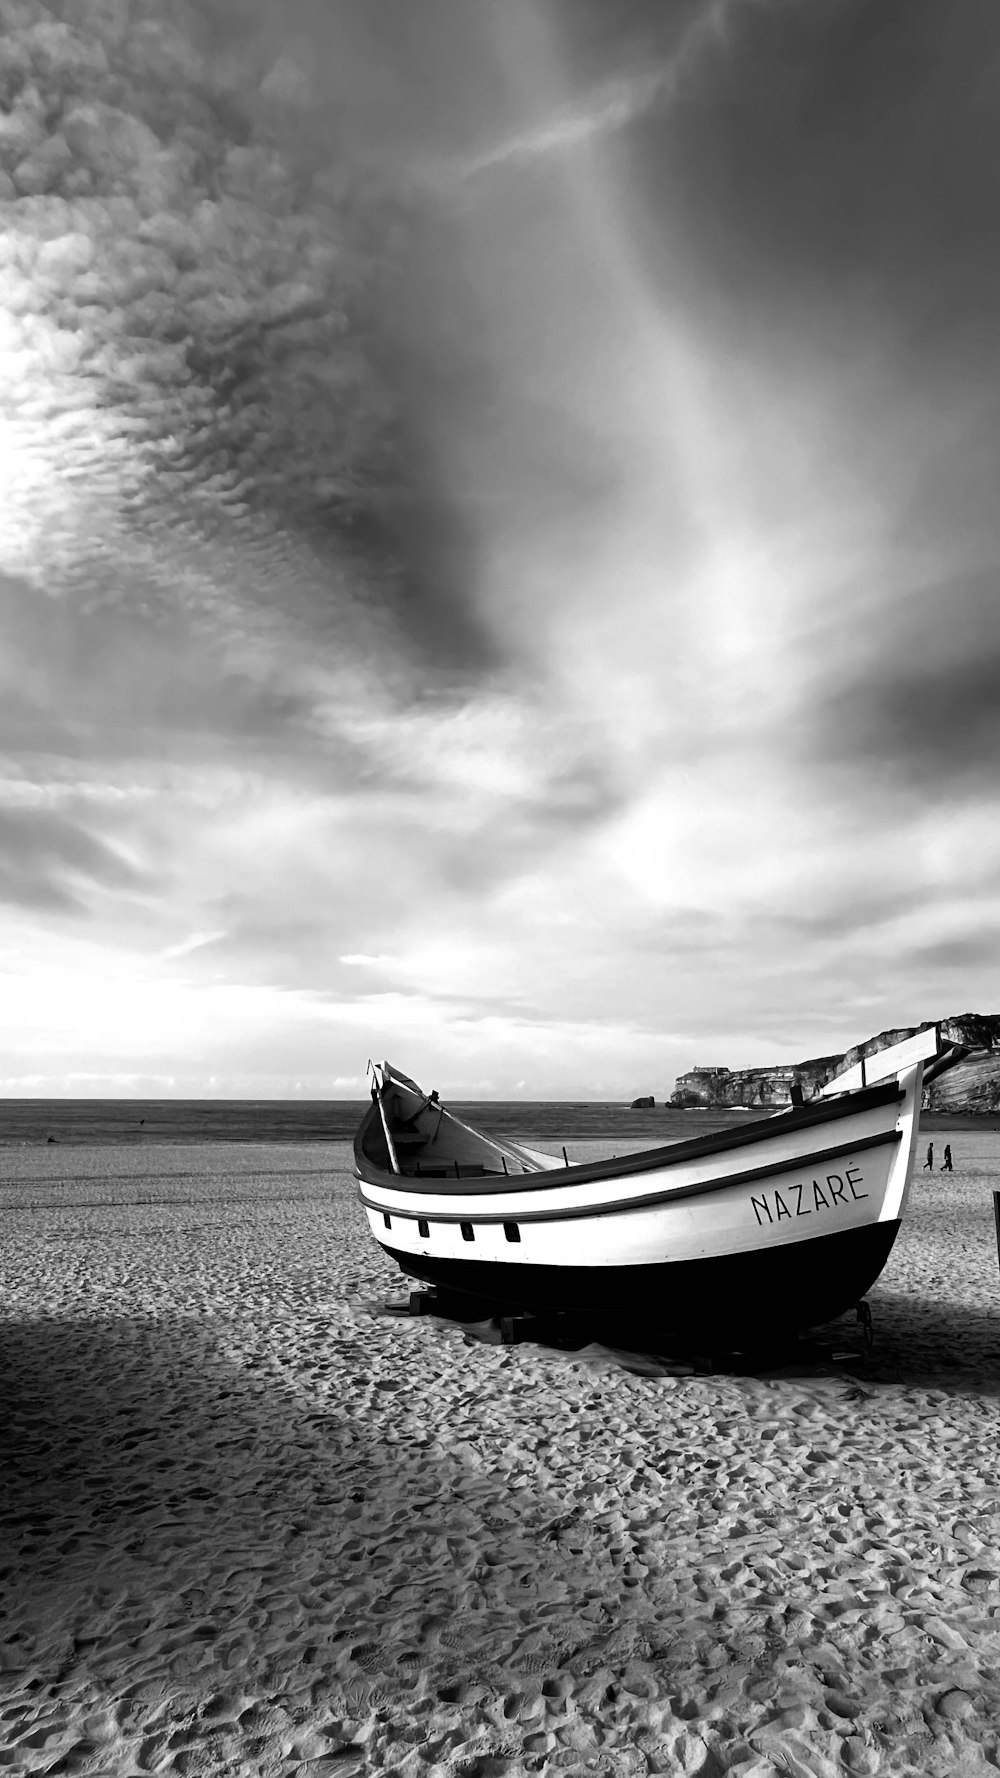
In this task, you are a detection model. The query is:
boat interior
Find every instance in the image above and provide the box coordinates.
[357,1063,907,1189]
[361,1080,555,1180]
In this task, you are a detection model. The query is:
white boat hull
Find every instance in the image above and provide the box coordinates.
[353,1038,933,1337]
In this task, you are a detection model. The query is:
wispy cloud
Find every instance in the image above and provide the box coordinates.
[160,931,227,962]
[0,804,146,914]
[445,0,760,182]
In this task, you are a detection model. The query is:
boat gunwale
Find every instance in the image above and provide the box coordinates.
[358,1127,902,1222]
[353,1077,904,1196]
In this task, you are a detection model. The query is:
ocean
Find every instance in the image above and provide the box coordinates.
[0,1098,990,1145]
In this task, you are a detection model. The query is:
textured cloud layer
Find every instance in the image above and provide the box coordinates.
[0,0,438,669]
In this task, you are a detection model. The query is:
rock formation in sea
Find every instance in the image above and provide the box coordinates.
[669,1013,1000,1113]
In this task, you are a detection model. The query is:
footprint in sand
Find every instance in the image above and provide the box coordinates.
[327,1679,388,1721]
[348,1640,386,1673]
[512,1651,559,1679]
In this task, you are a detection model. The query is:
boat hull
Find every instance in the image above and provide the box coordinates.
[355,1041,933,1339]
[378,1218,900,1335]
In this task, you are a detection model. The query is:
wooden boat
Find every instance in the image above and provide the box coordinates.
[354,1028,951,1341]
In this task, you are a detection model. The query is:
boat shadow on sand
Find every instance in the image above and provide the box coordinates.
[0,1311,716,1757]
[2,1287,998,1760]
[847,1287,1000,1392]
[392,1288,1000,1394]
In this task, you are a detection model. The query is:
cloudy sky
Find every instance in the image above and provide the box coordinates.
[2,0,999,1099]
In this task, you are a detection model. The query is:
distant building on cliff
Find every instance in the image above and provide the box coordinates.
[671,1064,804,1109]
[671,1067,729,1105]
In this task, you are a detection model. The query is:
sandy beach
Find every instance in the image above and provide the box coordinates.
[2,1133,1000,1778]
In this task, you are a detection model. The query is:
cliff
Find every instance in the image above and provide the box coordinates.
[669,1014,1000,1113]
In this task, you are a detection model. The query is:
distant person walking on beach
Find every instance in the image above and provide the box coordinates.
[924,1142,934,1170]
[943,1143,953,1172]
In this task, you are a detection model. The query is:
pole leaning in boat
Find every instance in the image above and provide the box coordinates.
[370,1063,401,1175]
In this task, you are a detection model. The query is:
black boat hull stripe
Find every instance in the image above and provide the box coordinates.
[377,1217,902,1328]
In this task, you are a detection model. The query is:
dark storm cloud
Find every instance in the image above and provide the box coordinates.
[758,887,931,944]
[0,571,323,762]
[547,0,703,78]
[832,647,1000,792]
[817,568,1000,790]
[621,0,1000,355]
[529,756,628,829]
[241,0,512,159]
[0,804,144,911]
[907,932,1000,973]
